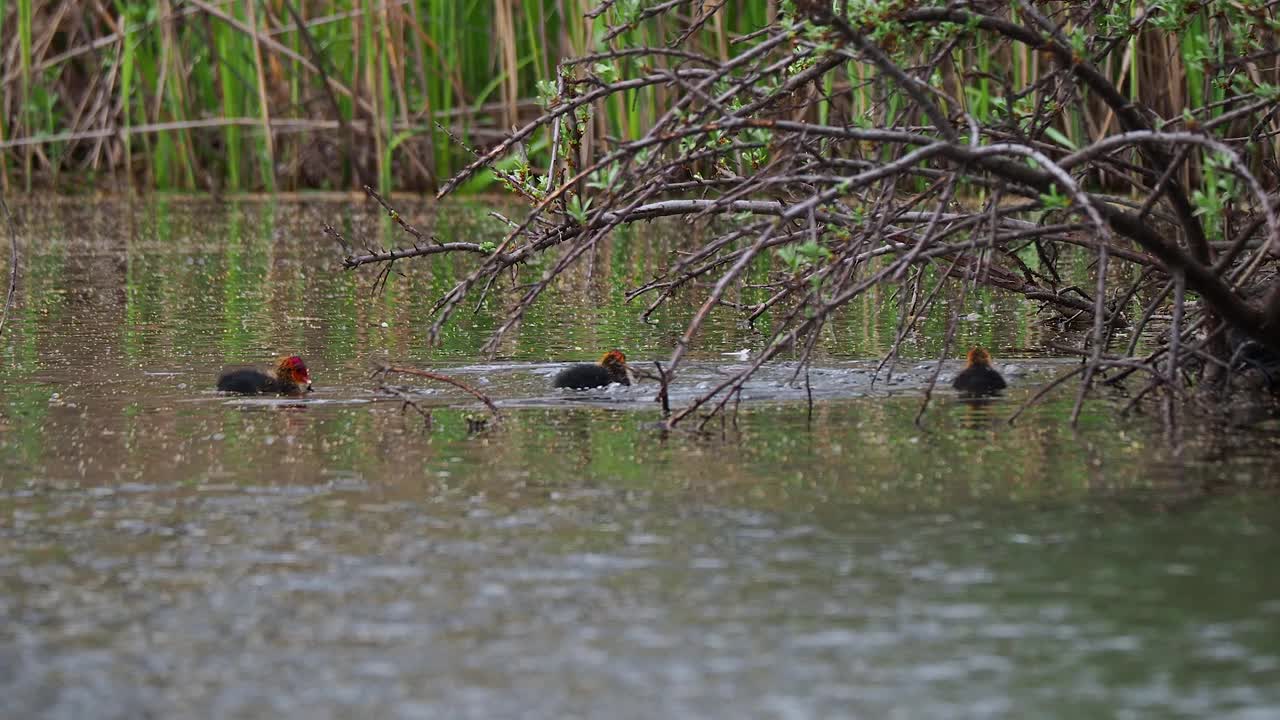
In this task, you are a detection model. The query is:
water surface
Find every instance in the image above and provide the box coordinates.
[2,200,1279,719]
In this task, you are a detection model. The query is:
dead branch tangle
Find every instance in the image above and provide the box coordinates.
[342,1,1280,426]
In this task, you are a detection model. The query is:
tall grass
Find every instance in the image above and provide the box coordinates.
[0,1,1260,194]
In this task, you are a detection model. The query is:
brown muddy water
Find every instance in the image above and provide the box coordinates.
[2,199,1280,719]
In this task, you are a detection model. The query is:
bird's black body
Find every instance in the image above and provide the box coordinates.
[953,363,1006,396]
[552,350,631,390]
[217,368,291,394]
[1229,328,1280,390]
[553,363,629,390]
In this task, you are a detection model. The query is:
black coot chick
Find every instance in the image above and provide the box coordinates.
[953,347,1006,396]
[552,350,631,389]
[1229,327,1280,391]
[217,355,312,395]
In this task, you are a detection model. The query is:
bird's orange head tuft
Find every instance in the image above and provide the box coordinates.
[599,349,627,369]
[966,347,993,367]
[276,355,312,388]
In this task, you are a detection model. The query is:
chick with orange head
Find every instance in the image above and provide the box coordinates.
[552,350,632,389]
[952,347,1006,396]
[217,355,313,395]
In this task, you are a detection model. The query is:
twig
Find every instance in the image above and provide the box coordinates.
[376,382,433,428]
[654,361,671,417]
[374,363,502,418]
[363,185,441,246]
[0,197,18,340]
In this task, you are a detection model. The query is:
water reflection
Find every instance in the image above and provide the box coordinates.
[1,200,1279,718]
[953,396,1005,433]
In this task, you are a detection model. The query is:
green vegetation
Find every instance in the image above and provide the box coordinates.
[4,2,1273,195]
[0,0,772,192]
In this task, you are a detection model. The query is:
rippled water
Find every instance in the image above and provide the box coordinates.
[2,200,1279,719]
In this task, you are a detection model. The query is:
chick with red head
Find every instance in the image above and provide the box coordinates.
[552,350,632,389]
[217,355,313,395]
[952,347,1006,396]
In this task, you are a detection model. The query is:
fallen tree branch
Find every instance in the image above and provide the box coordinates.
[333,2,1280,426]
[372,363,502,418]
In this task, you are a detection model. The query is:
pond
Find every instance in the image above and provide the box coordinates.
[2,199,1279,718]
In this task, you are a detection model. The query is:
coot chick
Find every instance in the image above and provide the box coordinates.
[552,350,631,389]
[1229,326,1280,391]
[217,355,312,395]
[953,347,1006,396]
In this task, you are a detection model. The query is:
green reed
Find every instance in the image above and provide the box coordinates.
[0,0,1247,194]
